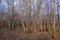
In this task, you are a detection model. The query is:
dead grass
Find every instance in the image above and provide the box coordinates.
[0,28,60,40]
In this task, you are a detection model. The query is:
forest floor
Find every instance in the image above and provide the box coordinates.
[0,28,60,40]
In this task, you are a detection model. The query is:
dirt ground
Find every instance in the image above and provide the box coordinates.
[0,28,60,40]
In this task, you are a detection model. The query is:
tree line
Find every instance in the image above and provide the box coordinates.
[0,0,60,37]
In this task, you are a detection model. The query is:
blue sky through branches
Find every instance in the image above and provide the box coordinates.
[0,0,60,14]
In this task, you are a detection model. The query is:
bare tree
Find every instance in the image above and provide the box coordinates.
[11,0,14,29]
[6,0,11,29]
[53,0,57,39]
[1,2,3,28]
[0,1,1,28]
[40,0,43,32]
[57,0,60,30]
[20,0,26,32]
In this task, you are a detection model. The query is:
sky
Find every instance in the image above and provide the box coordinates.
[0,0,60,14]
[0,0,8,13]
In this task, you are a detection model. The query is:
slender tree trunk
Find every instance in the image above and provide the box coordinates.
[1,13,3,28]
[20,0,26,32]
[40,0,43,32]
[1,6,3,28]
[40,14,42,32]
[53,0,56,39]
[57,0,59,29]
[21,16,25,32]
[6,0,11,29]
[46,1,50,32]
[11,0,14,29]
[53,0,56,32]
